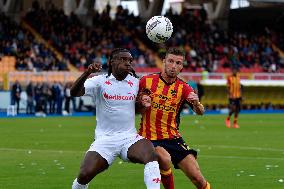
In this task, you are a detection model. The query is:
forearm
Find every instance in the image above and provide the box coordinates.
[70,71,91,97]
[135,102,148,114]
[192,102,205,115]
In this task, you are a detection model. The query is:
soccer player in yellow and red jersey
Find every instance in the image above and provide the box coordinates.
[225,67,242,128]
[137,47,211,189]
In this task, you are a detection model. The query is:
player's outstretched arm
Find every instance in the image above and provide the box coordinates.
[187,92,205,115]
[70,63,101,97]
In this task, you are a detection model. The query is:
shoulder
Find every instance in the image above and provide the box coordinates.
[176,77,194,92]
[139,73,159,87]
[127,74,139,85]
[176,77,188,86]
[88,74,107,81]
[128,74,139,81]
[140,73,160,80]
[84,74,106,87]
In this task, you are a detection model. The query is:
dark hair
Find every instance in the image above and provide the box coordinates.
[232,66,239,72]
[107,48,138,78]
[165,47,185,58]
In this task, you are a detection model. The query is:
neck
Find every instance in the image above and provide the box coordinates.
[112,72,127,81]
[161,72,176,84]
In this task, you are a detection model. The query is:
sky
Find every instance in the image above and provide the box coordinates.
[120,0,250,16]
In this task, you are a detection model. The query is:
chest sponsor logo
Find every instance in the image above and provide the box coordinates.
[103,92,136,101]
[152,93,177,103]
[152,101,176,112]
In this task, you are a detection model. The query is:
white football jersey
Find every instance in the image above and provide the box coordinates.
[84,74,139,139]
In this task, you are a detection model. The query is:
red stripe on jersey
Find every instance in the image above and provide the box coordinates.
[167,81,181,138]
[155,83,170,139]
[166,111,174,138]
[145,76,159,139]
[155,109,163,139]
[138,76,146,139]
[145,107,151,139]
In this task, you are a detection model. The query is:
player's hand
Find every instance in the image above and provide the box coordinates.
[86,63,102,74]
[187,92,199,105]
[141,95,151,108]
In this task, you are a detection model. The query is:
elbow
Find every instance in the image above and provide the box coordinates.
[70,89,76,97]
[70,88,83,97]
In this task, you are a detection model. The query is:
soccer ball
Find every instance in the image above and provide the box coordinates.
[146,16,173,43]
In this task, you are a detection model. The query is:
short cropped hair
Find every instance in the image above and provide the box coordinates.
[166,47,185,58]
[109,48,130,61]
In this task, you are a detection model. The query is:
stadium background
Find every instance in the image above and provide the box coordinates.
[0,0,284,189]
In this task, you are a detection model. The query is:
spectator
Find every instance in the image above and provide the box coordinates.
[64,82,72,114]
[26,81,35,114]
[11,80,22,114]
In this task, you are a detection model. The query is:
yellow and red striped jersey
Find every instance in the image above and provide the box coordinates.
[227,74,241,99]
[138,73,194,140]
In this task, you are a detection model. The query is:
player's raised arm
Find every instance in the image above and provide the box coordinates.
[70,63,102,97]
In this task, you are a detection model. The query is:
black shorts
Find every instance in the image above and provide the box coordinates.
[151,137,197,169]
[229,98,241,112]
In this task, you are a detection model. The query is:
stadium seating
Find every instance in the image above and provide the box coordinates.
[1,3,284,111]
[2,3,284,74]
[0,56,16,74]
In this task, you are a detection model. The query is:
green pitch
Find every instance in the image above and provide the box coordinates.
[0,114,284,189]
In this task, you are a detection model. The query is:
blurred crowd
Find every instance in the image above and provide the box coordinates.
[165,8,284,73]
[24,1,156,71]
[10,80,90,116]
[2,1,284,73]
[0,13,68,71]
[123,7,284,73]
[2,1,284,114]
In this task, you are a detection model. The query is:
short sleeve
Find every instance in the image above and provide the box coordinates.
[84,75,102,97]
[182,82,194,100]
[139,76,146,92]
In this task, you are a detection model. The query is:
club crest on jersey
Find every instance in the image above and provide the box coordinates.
[152,178,161,183]
[127,80,134,87]
[170,89,177,96]
[105,80,112,85]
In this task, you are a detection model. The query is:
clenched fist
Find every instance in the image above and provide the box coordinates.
[87,63,102,74]
[187,92,200,105]
[140,95,151,108]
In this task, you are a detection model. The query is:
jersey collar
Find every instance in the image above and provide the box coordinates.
[108,73,132,81]
[159,72,176,86]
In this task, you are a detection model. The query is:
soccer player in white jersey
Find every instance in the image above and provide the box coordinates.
[70,48,161,189]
